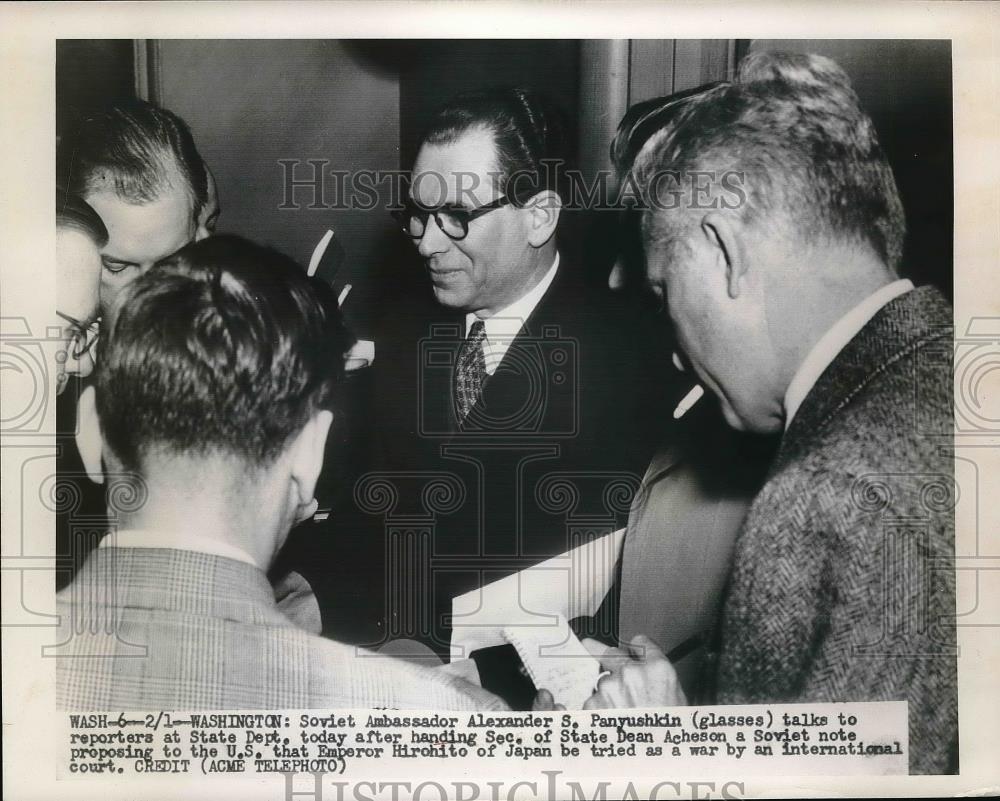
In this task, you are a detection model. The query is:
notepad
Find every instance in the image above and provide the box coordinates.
[503,614,601,710]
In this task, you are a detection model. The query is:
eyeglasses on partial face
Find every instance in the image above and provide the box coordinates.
[391,193,514,242]
[56,311,100,360]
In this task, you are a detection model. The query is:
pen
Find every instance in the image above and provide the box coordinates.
[337,283,353,308]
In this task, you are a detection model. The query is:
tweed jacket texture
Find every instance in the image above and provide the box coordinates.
[715,286,957,774]
[56,546,507,711]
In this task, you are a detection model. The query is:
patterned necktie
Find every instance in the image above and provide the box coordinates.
[454,319,487,422]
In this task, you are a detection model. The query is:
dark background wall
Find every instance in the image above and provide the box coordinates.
[157,40,401,305]
[395,40,580,171]
[56,40,134,142]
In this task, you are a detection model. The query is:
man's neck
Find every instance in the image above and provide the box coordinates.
[772,252,901,424]
[111,460,286,572]
[476,243,558,319]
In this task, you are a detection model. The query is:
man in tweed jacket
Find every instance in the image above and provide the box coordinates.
[56,235,505,712]
[578,52,956,773]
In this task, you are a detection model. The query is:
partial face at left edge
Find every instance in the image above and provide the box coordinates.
[54,228,102,394]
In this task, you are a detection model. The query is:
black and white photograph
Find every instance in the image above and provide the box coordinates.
[2,3,999,800]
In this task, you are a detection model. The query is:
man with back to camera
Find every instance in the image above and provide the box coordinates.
[546,51,957,774]
[55,234,507,711]
[59,99,213,323]
[312,88,679,705]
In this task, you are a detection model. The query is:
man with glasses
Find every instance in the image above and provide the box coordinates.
[323,88,676,707]
[55,190,106,396]
[54,189,108,590]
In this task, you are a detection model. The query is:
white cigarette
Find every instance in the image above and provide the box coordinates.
[672,384,705,419]
[337,283,353,308]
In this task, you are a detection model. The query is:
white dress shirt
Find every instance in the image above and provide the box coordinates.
[783,278,915,428]
[464,253,560,376]
[99,527,259,568]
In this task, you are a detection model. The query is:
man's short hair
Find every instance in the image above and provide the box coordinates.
[95,235,353,473]
[56,186,108,247]
[59,99,208,218]
[420,87,567,204]
[625,51,906,271]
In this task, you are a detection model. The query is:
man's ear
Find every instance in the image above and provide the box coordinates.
[288,410,334,509]
[701,211,747,299]
[524,190,561,247]
[75,385,105,485]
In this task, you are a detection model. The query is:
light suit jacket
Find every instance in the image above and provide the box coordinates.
[616,401,775,701]
[55,546,507,711]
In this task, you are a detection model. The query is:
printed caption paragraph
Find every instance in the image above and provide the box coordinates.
[61,702,908,779]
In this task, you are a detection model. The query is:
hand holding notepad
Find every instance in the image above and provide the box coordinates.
[503,614,601,710]
[449,529,625,707]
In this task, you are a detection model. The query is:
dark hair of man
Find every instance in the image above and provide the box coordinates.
[59,99,208,219]
[628,51,906,272]
[94,235,353,473]
[420,87,567,205]
[56,186,108,247]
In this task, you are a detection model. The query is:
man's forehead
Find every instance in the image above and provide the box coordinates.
[412,126,500,202]
[56,229,101,317]
[87,188,193,264]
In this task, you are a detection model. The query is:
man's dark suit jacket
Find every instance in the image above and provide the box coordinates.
[714,286,957,775]
[312,260,680,702]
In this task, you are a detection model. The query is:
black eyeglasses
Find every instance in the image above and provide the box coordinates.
[56,311,100,360]
[391,193,513,241]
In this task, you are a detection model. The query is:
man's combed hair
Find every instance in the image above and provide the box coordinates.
[421,87,567,204]
[59,99,208,215]
[95,235,353,472]
[625,51,906,271]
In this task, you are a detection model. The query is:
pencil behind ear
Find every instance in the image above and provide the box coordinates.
[75,385,104,485]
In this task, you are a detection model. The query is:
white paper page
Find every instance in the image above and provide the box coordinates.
[450,528,625,661]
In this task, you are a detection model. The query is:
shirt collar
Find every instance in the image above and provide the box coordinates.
[465,252,560,341]
[783,278,914,429]
[99,527,260,569]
